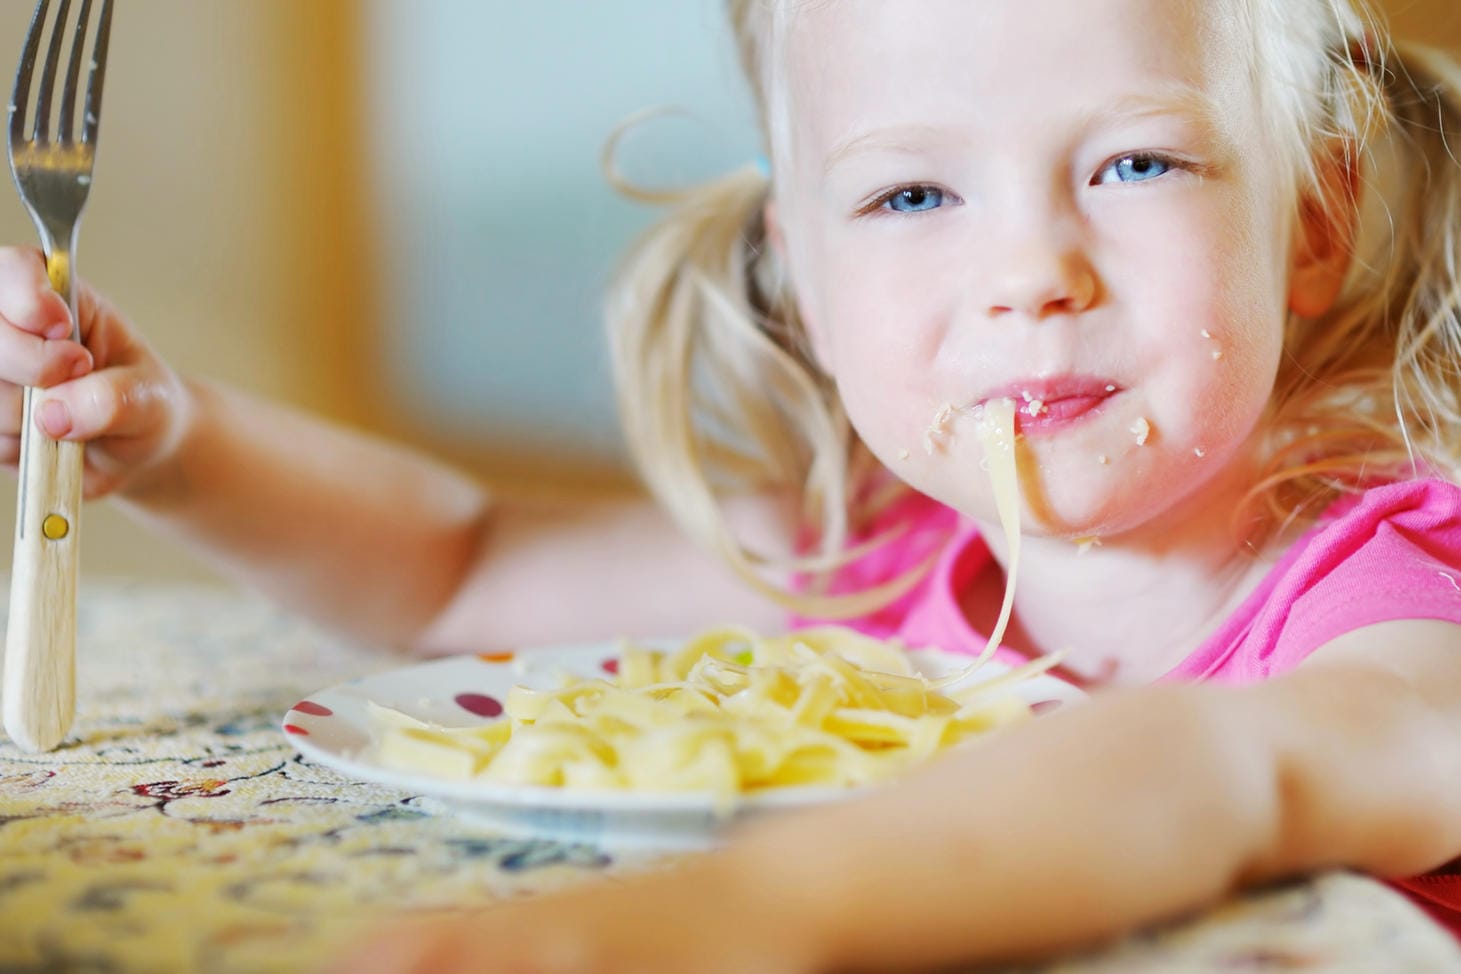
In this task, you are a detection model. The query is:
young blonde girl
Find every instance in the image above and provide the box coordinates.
[1,0,1460,970]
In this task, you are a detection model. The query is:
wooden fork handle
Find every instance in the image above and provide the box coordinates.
[4,253,82,753]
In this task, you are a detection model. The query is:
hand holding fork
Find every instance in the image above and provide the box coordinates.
[3,0,113,752]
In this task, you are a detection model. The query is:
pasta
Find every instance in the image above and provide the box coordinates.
[371,399,1051,798]
[943,396,1021,680]
[371,624,1053,798]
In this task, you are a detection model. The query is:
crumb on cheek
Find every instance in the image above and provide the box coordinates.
[922,402,958,454]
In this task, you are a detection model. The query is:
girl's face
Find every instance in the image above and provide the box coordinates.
[774,0,1303,539]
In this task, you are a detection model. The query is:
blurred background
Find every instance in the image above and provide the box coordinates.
[0,0,1454,584]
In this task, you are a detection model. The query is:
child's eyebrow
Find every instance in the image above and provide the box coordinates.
[821,85,1227,177]
[821,124,958,177]
[1078,86,1228,138]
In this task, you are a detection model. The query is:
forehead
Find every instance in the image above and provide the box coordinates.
[781,0,1253,158]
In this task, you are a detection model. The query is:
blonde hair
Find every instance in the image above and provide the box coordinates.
[1244,4,1461,531]
[606,0,1461,611]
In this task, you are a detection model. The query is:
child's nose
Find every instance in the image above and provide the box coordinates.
[984,241,1098,320]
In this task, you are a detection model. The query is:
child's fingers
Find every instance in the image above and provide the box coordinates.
[34,365,170,442]
[0,322,92,389]
[0,247,71,339]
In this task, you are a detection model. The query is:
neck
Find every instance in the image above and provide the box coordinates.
[972,464,1276,686]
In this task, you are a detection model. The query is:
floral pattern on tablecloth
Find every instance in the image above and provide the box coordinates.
[0,581,1454,973]
[0,582,627,974]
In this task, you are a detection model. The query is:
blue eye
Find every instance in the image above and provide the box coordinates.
[883,185,947,213]
[1096,154,1173,185]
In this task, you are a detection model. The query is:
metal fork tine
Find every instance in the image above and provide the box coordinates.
[9,0,48,146]
[81,0,110,146]
[32,0,71,143]
[58,0,92,143]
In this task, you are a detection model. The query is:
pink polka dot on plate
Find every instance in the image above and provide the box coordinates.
[454,693,504,718]
[292,700,333,717]
[283,724,310,736]
[600,658,619,675]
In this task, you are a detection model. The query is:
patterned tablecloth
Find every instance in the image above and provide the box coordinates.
[0,581,1455,974]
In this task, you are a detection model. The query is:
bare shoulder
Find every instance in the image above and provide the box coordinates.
[1292,619,1461,751]
[411,486,797,655]
[1303,618,1461,699]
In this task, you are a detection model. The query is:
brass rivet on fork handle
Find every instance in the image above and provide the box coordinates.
[41,515,69,540]
[3,0,114,753]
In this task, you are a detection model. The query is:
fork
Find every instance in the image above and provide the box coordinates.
[3,0,112,752]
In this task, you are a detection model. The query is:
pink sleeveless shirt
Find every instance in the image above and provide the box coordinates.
[796,478,1461,935]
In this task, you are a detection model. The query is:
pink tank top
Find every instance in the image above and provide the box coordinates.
[796,478,1461,936]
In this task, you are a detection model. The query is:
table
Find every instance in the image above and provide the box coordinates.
[0,581,1455,973]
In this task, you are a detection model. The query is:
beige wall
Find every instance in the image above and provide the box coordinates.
[0,3,372,582]
[0,1,1455,584]
[1387,0,1461,46]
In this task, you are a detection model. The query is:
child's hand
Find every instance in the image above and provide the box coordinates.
[0,246,191,499]
[327,856,822,974]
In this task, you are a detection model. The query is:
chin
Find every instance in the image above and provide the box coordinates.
[996,453,1218,541]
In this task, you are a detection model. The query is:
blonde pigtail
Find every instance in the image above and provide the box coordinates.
[605,160,925,616]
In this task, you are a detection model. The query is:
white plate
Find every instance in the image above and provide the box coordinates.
[284,640,1085,850]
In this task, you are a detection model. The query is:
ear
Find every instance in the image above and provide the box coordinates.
[1288,142,1361,319]
[763,199,834,373]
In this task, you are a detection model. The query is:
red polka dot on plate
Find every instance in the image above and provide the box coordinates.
[454,693,504,718]
[600,658,619,675]
[292,700,333,717]
[283,724,310,736]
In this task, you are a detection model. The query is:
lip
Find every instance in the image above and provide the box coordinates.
[976,376,1121,434]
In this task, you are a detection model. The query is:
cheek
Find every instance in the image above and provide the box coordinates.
[1202,238,1287,420]
[1132,192,1289,434]
[1156,324,1281,452]
[817,278,979,472]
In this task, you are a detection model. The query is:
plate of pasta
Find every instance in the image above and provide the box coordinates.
[283,625,1084,850]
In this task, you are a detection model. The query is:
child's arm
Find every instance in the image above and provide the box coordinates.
[333,619,1461,973]
[0,249,786,651]
[737,618,1461,970]
[122,379,787,651]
